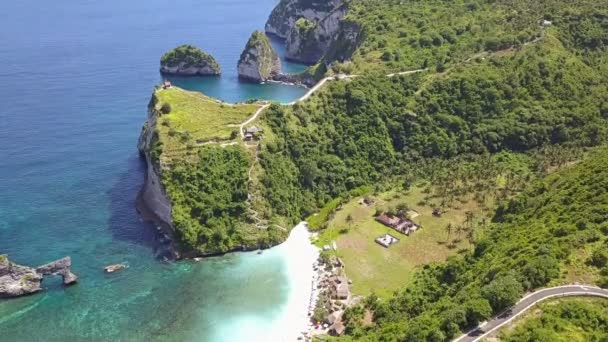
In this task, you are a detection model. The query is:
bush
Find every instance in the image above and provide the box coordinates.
[588,249,608,268]
[160,103,172,114]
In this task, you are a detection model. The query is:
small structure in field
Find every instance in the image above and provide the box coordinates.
[376,214,421,236]
[359,197,375,206]
[243,125,264,141]
[375,233,400,248]
[162,80,172,89]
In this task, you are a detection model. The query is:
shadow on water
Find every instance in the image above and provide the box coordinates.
[106,151,168,259]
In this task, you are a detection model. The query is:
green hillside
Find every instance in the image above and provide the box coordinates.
[331,147,608,340]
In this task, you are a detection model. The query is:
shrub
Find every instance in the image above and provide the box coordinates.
[589,249,608,268]
[160,103,172,114]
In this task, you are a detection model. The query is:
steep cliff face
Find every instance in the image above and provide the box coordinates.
[321,19,363,66]
[266,0,346,64]
[285,4,347,64]
[137,95,173,233]
[237,31,281,82]
[160,45,221,76]
[265,0,343,39]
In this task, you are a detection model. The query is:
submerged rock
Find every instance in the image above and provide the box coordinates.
[160,45,221,76]
[0,255,77,299]
[237,31,281,82]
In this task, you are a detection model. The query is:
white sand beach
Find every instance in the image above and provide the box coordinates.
[273,221,320,341]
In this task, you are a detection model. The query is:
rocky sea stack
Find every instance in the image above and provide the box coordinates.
[237,31,281,82]
[160,45,221,76]
[0,255,77,298]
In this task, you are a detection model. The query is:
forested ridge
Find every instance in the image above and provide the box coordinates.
[257,30,608,223]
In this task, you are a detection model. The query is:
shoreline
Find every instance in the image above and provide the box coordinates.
[273,222,321,342]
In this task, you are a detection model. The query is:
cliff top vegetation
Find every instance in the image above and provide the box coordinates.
[151,87,260,161]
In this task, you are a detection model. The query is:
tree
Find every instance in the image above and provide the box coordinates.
[445,223,454,241]
[346,214,354,229]
[523,256,560,288]
[482,274,524,312]
[466,227,475,249]
[396,203,409,218]
[589,249,608,268]
[464,298,492,327]
[465,211,475,228]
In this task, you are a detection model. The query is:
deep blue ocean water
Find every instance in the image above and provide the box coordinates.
[0,0,310,340]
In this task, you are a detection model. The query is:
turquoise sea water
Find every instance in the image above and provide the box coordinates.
[0,0,310,340]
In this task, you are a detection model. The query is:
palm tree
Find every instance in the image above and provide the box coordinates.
[465,211,475,229]
[445,223,453,241]
[455,225,465,239]
[345,214,353,229]
[466,227,475,250]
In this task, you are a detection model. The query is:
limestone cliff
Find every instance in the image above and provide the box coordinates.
[137,94,174,235]
[0,255,77,298]
[237,31,281,82]
[266,0,346,64]
[265,0,343,39]
[160,45,221,76]
[321,19,363,66]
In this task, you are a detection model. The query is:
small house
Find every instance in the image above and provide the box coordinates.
[330,276,350,300]
[162,80,172,89]
[243,125,264,141]
[375,214,400,227]
[376,213,421,236]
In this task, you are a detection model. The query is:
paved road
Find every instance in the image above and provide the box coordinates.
[454,285,608,342]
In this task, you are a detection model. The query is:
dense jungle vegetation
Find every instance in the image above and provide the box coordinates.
[326,0,608,74]
[259,31,608,222]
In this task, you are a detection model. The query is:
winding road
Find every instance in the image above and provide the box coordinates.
[453,285,608,342]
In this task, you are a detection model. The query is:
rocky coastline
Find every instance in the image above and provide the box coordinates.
[0,255,77,299]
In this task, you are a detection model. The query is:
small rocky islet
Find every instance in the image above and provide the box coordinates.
[160,44,221,76]
[237,30,282,82]
[0,255,77,298]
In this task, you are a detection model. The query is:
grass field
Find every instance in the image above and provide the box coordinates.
[315,185,492,298]
[153,87,261,157]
